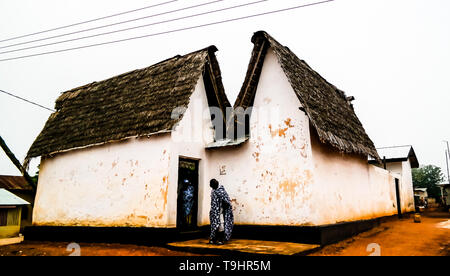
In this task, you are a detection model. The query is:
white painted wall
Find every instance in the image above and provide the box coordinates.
[309,133,401,225]
[207,48,412,226]
[167,78,215,227]
[207,49,316,226]
[33,134,172,227]
[33,48,416,229]
[385,161,416,213]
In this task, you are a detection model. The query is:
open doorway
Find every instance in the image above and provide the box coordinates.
[395,178,402,218]
[177,158,199,231]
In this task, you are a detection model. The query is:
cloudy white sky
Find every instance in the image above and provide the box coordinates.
[0,0,449,180]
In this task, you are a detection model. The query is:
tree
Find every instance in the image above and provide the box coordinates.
[412,165,444,200]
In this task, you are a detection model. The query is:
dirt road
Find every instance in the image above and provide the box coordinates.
[1,211,449,256]
[310,211,450,256]
[0,241,204,256]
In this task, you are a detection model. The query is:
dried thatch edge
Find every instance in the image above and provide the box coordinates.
[24,50,213,167]
[23,61,210,170]
[266,42,380,162]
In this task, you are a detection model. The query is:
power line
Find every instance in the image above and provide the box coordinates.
[0,0,267,55]
[0,0,335,63]
[0,0,226,51]
[0,0,178,43]
[0,89,55,112]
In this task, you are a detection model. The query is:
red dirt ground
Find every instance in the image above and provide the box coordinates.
[310,210,450,256]
[0,241,204,256]
[1,210,448,256]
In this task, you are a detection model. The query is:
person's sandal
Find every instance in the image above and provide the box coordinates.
[216,241,224,245]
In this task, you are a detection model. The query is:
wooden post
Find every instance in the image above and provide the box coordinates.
[0,135,36,191]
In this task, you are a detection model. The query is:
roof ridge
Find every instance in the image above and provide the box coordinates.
[56,46,218,104]
[236,30,380,160]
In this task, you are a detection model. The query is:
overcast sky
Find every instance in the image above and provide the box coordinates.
[0,0,449,180]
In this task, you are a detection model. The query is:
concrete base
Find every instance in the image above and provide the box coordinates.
[0,235,24,246]
[167,239,320,256]
[24,226,207,245]
[24,214,412,246]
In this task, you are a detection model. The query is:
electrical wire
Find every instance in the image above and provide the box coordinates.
[0,0,226,51]
[0,0,335,62]
[0,0,266,55]
[0,89,55,112]
[0,0,178,43]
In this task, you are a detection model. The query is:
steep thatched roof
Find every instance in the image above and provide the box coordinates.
[234,31,380,160]
[26,46,230,160]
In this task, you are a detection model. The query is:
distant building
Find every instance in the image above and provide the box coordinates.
[438,183,450,209]
[369,145,419,212]
[0,175,34,228]
[0,189,30,245]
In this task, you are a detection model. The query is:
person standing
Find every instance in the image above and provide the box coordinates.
[209,179,234,245]
[181,179,195,228]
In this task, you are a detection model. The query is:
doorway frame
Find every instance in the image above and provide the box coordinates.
[395,178,402,218]
[176,157,200,231]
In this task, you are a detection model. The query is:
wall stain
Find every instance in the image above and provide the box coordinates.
[252,152,260,162]
[269,124,289,138]
[284,118,294,128]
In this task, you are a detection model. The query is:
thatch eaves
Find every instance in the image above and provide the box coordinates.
[26,46,230,161]
[234,31,380,161]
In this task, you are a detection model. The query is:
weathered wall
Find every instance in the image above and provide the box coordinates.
[33,134,172,227]
[309,130,402,225]
[377,161,415,214]
[207,48,409,226]
[33,48,415,229]
[33,77,213,228]
[387,161,415,213]
[167,78,215,227]
[206,48,315,226]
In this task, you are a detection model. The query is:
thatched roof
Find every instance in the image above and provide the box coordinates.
[234,31,380,161]
[26,46,230,160]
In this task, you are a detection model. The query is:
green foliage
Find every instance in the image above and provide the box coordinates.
[412,165,444,199]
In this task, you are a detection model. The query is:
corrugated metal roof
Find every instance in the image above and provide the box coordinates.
[0,189,30,206]
[369,145,419,168]
[0,175,33,190]
[377,146,412,160]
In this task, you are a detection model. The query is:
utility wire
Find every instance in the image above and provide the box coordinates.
[0,0,178,43]
[0,89,55,112]
[0,0,266,55]
[0,0,335,62]
[0,0,226,51]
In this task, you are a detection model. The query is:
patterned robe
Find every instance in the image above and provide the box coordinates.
[182,185,195,217]
[210,185,234,241]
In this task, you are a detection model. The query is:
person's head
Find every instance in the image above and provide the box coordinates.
[210,179,219,190]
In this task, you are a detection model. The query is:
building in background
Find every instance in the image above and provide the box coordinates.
[0,189,30,245]
[369,145,419,213]
[438,183,450,209]
[0,175,34,228]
